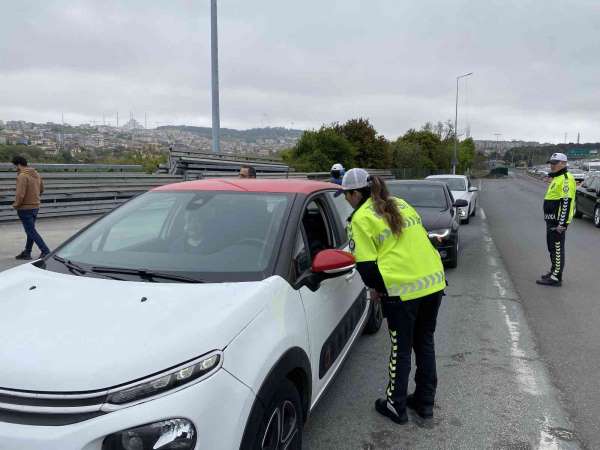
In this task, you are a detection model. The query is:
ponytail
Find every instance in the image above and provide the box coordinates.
[370,176,404,235]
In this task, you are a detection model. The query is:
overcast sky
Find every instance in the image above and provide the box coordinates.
[1,0,599,143]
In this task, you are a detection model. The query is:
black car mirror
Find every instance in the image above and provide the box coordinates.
[454,199,468,207]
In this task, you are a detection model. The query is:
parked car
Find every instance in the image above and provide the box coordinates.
[425,174,479,224]
[0,179,383,450]
[387,180,466,268]
[570,168,586,183]
[575,173,600,227]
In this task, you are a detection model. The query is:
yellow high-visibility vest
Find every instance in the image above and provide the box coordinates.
[348,197,445,301]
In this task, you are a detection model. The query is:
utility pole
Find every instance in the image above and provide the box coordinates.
[116,112,119,128]
[211,0,221,154]
[453,72,473,174]
[564,132,567,144]
[577,132,580,144]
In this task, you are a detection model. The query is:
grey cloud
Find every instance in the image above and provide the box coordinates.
[1,0,600,143]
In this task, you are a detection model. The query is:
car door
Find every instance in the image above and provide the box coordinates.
[580,176,597,216]
[294,194,366,401]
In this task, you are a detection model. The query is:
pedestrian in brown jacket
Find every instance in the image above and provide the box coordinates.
[11,155,50,259]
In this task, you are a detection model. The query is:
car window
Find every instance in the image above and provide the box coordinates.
[293,229,312,275]
[429,178,467,191]
[387,184,448,209]
[55,191,291,280]
[326,191,354,243]
[302,198,335,260]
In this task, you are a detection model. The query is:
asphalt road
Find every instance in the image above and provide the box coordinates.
[0,196,584,449]
[481,171,600,449]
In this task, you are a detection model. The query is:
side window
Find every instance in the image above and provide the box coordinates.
[327,191,354,243]
[293,229,311,275]
[302,198,335,260]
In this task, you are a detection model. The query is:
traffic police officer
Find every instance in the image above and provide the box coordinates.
[330,163,345,185]
[537,152,576,286]
[342,168,445,424]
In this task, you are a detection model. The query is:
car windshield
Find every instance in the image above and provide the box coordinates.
[430,178,467,191]
[54,191,291,281]
[388,184,448,209]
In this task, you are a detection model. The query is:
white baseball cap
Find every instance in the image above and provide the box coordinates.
[547,152,568,163]
[331,163,344,172]
[341,168,371,191]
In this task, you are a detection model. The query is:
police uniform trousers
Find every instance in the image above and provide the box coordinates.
[381,290,443,412]
[546,224,566,280]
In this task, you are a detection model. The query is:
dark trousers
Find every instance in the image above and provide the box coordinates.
[17,208,50,255]
[546,224,566,280]
[381,291,443,412]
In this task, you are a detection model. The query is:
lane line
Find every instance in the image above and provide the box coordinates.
[479,207,487,220]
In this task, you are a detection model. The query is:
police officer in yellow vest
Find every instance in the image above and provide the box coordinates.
[536,152,576,287]
[341,168,445,424]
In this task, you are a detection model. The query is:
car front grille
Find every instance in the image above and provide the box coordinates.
[0,388,109,426]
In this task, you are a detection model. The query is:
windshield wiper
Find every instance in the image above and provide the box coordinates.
[90,267,204,283]
[53,255,87,275]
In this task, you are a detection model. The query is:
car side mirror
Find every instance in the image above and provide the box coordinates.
[468,186,479,192]
[454,199,468,207]
[312,249,355,276]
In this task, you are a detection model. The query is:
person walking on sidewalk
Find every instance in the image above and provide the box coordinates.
[537,152,576,287]
[341,168,446,425]
[11,156,50,260]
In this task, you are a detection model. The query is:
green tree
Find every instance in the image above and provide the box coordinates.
[334,118,391,169]
[283,126,356,172]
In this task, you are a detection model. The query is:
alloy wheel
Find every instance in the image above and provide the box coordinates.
[261,400,299,450]
[595,206,600,227]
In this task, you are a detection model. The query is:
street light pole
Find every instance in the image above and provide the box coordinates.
[453,72,473,174]
[210,0,221,154]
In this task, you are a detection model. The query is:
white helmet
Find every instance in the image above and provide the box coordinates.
[331,163,345,172]
[342,168,371,191]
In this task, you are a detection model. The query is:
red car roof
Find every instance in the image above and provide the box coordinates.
[152,178,339,194]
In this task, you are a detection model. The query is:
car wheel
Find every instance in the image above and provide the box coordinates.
[594,206,600,228]
[470,201,477,217]
[446,237,459,269]
[363,297,383,335]
[244,379,302,450]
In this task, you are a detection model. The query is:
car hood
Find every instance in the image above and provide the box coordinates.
[415,208,453,230]
[0,264,278,392]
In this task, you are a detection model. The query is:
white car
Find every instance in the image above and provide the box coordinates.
[425,175,479,224]
[0,179,382,450]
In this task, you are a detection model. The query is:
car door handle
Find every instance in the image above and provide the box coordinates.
[345,269,357,282]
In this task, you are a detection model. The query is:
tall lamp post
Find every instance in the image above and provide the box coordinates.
[453,72,473,174]
[210,0,221,154]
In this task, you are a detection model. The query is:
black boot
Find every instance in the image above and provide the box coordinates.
[15,251,32,260]
[407,394,434,419]
[536,277,562,287]
[374,398,408,424]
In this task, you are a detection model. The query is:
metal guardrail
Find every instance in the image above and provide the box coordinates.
[0,164,395,222]
[0,163,144,172]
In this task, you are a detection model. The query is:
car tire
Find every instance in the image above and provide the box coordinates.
[242,379,303,450]
[574,204,583,219]
[363,298,383,335]
[446,237,459,269]
[470,201,477,217]
[594,206,600,228]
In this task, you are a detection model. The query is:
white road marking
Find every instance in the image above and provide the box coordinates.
[479,207,487,220]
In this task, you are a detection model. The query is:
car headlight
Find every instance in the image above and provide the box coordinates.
[428,228,451,242]
[102,418,196,450]
[105,351,222,408]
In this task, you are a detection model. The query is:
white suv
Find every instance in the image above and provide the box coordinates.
[0,179,382,450]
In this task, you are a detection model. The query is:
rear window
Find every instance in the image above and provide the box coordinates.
[388,184,448,209]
